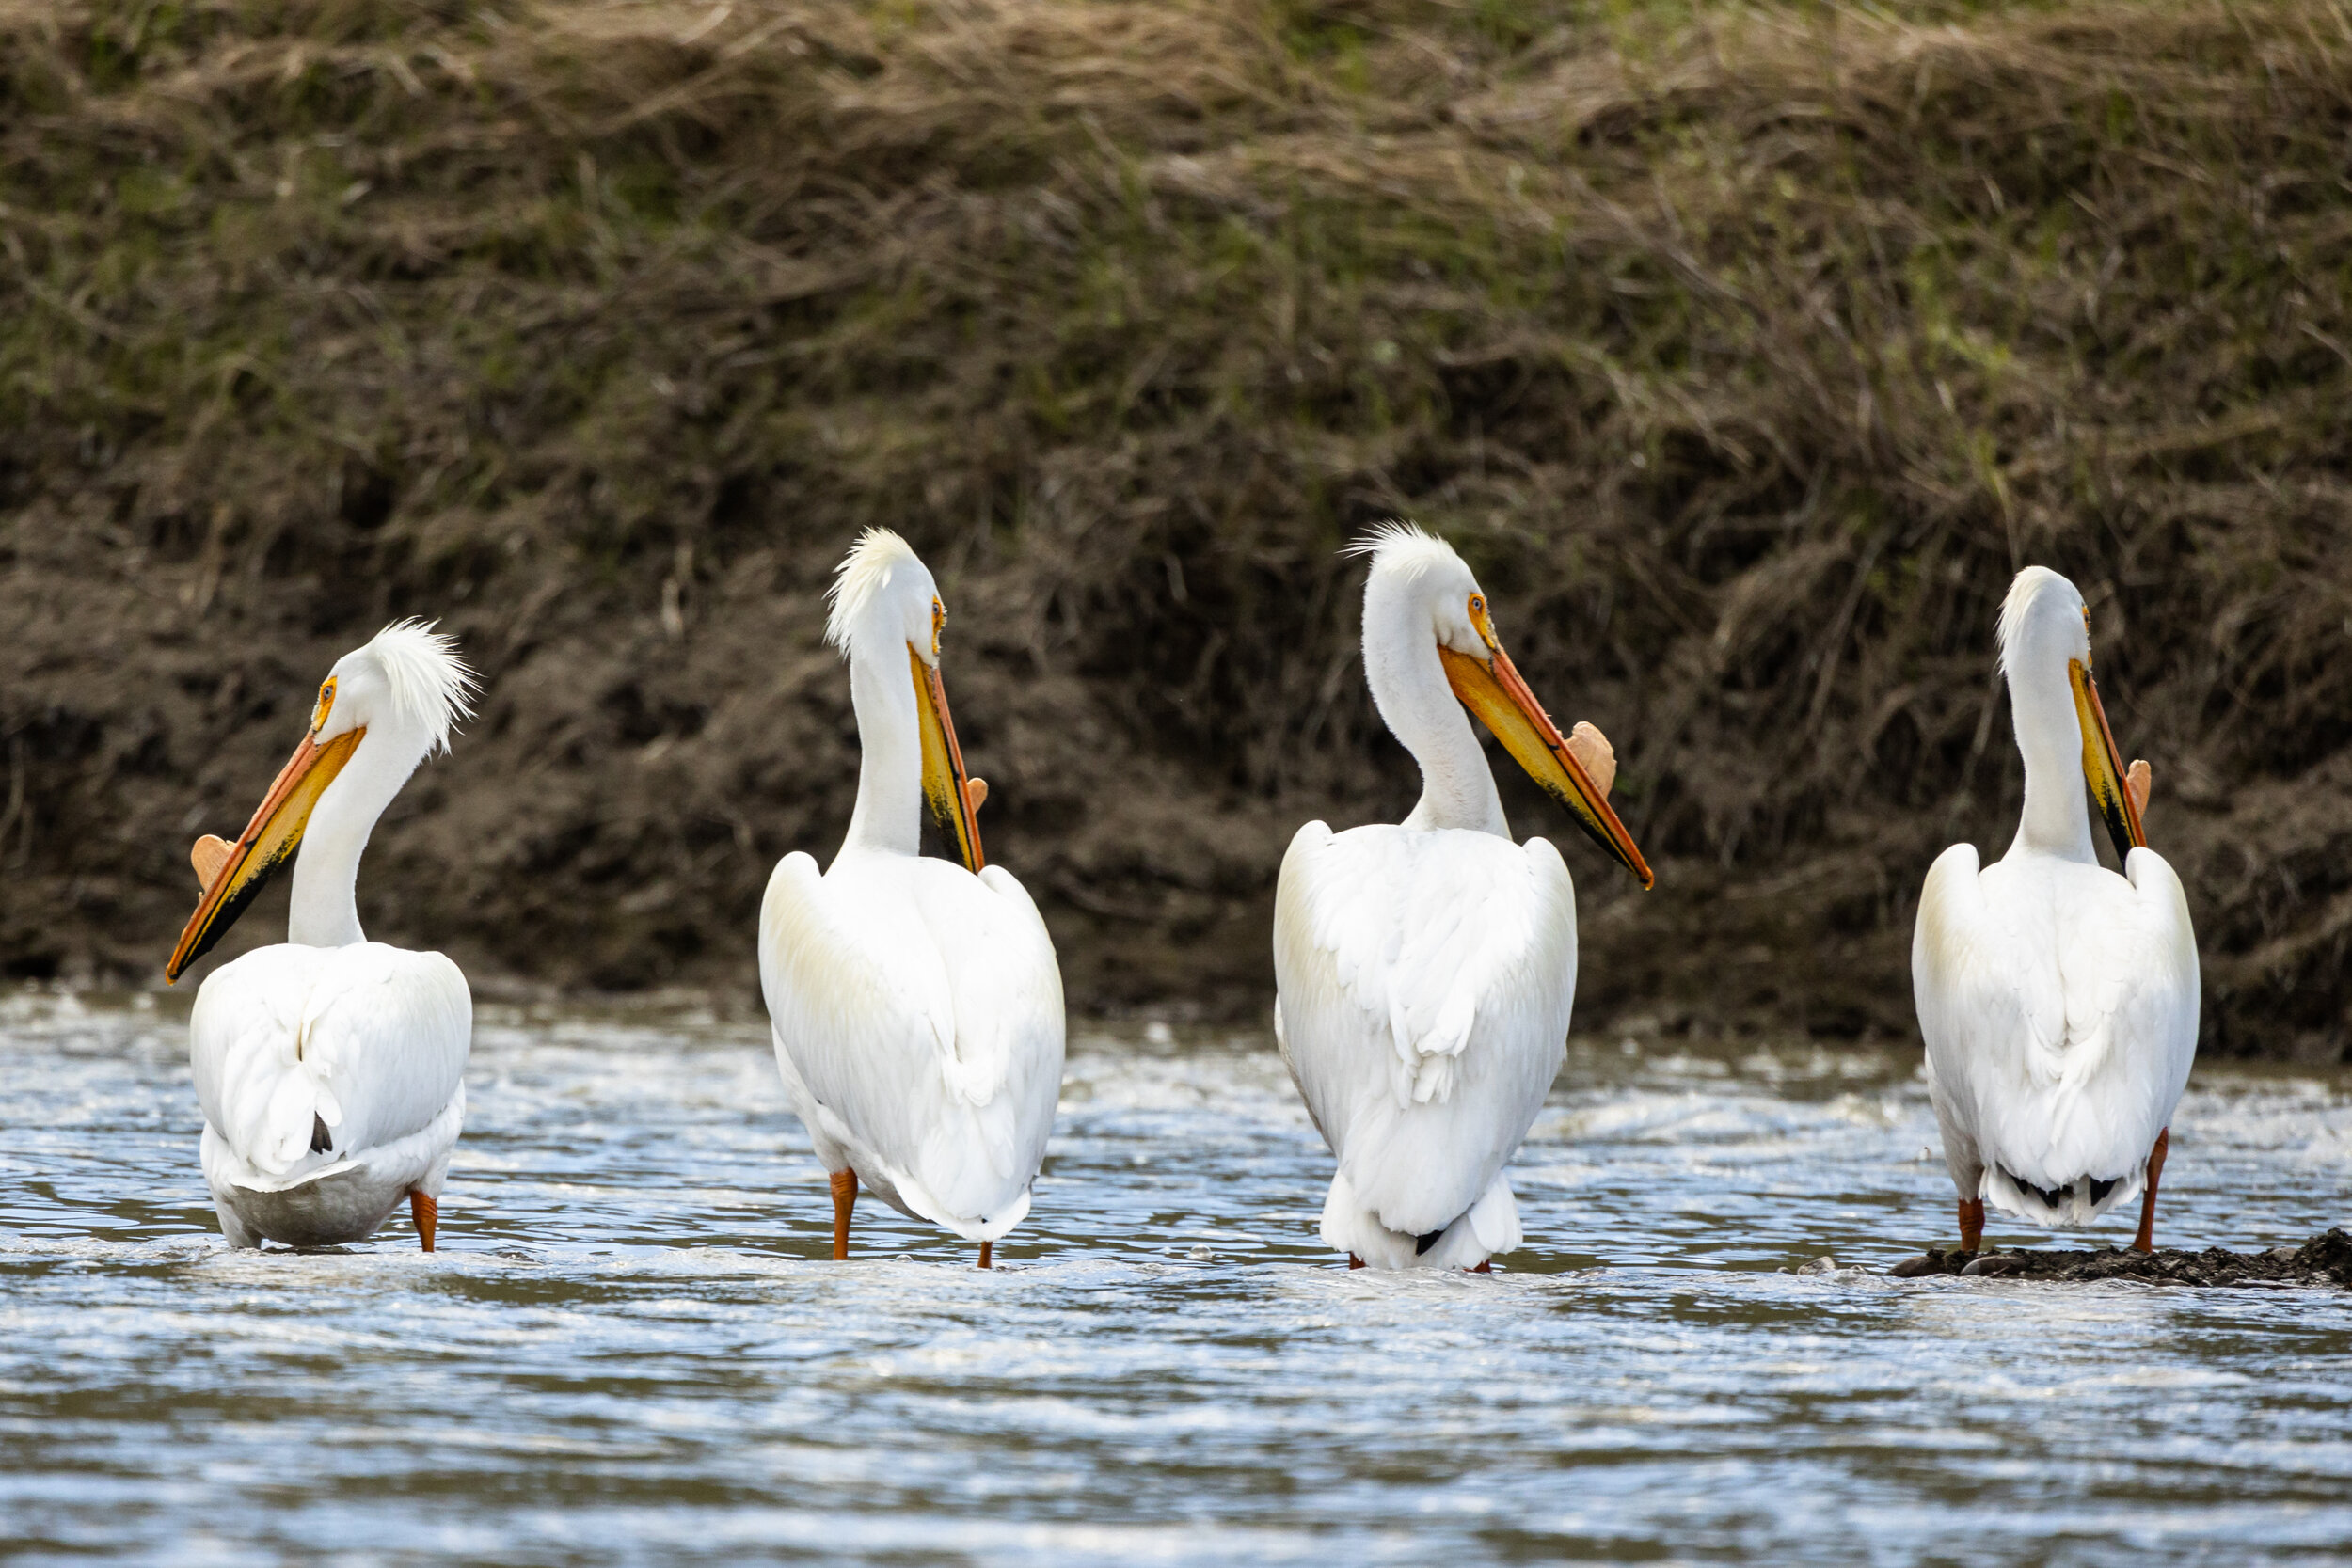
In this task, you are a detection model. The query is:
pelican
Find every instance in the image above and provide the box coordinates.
[1914,566,2197,1254]
[759,530,1064,1268]
[1274,524,1653,1271]
[165,621,475,1251]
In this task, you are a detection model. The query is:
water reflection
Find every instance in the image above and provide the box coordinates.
[3,991,2348,1564]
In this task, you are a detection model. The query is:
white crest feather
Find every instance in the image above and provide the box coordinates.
[1347,520,1467,585]
[363,619,475,755]
[825,528,921,656]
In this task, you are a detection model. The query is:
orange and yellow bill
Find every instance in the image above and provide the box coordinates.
[165,724,363,982]
[1440,599,1653,888]
[2070,657,2146,864]
[911,646,985,874]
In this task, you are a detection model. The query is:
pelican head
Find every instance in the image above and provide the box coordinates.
[1355,523,1652,887]
[1998,566,2146,863]
[826,529,984,872]
[167,621,473,982]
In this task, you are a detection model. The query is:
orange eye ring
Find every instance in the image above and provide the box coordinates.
[310,677,337,734]
[1467,593,1499,652]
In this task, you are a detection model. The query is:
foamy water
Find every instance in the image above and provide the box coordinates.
[4,991,2348,1563]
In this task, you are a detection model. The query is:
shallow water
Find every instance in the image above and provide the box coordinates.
[3,991,2349,1565]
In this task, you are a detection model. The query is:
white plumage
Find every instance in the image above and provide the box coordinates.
[170,621,475,1250]
[193,943,469,1247]
[1277,824,1578,1267]
[759,530,1064,1261]
[1275,525,1650,1270]
[1913,566,2198,1248]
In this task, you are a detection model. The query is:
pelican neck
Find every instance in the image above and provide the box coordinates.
[287,721,435,947]
[2004,654,2098,865]
[1362,587,1507,836]
[837,633,927,862]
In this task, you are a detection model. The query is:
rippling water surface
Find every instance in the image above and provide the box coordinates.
[4,990,2349,1564]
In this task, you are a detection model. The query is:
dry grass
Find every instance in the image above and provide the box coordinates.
[3,0,2349,1054]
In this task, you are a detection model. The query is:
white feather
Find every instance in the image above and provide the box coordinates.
[183,622,475,1247]
[191,942,470,1245]
[762,531,1064,1247]
[358,619,474,755]
[1275,524,1597,1270]
[1913,565,2199,1233]
[1277,821,1578,1267]
[760,853,1062,1240]
[1915,845,2198,1226]
[1344,518,1461,583]
[825,528,923,656]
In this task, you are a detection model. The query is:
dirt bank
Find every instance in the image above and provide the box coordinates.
[3,0,2349,1053]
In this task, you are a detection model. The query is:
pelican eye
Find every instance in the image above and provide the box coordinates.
[1467,594,1499,652]
[310,677,337,734]
[930,598,946,657]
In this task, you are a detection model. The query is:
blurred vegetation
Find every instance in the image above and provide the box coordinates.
[2,0,2348,1056]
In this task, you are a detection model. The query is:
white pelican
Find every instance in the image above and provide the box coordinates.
[1274,525,1653,1271]
[1914,566,2197,1254]
[165,621,475,1251]
[759,530,1064,1268]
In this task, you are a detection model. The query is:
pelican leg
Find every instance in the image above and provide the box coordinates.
[1347,1254,1365,1270]
[2133,1127,2169,1254]
[1469,1260,1492,1275]
[409,1190,437,1253]
[977,1241,993,1270]
[1957,1196,1984,1253]
[829,1167,857,1260]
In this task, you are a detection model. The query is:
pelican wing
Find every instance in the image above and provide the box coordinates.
[1915,843,2034,1186]
[952,864,1067,1167]
[758,851,1064,1232]
[190,942,471,1179]
[759,850,957,1131]
[2039,847,2200,1181]
[1274,820,1578,1237]
[1915,843,2198,1196]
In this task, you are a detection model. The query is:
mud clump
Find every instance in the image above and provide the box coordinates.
[1887,1229,2352,1287]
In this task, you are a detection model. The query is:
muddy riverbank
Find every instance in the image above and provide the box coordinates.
[5,2,2349,1055]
